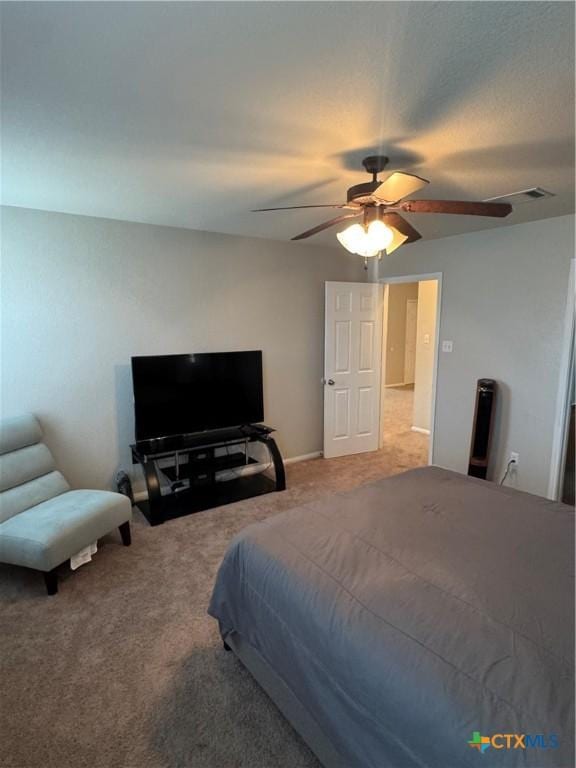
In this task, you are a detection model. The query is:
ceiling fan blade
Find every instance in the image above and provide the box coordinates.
[372,172,429,204]
[401,200,512,217]
[383,212,422,243]
[252,204,352,212]
[291,213,362,241]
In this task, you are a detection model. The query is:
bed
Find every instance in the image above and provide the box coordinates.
[208,466,574,767]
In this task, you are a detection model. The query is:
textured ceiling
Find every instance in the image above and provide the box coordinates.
[1,1,574,247]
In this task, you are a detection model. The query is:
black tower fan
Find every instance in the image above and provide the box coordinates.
[468,379,496,480]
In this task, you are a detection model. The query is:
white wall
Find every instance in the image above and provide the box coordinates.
[412,280,438,432]
[1,206,365,491]
[379,214,575,497]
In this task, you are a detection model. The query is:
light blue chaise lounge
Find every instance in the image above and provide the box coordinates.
[0,414,132,594]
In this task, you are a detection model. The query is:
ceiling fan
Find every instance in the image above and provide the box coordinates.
[253,155,513,257]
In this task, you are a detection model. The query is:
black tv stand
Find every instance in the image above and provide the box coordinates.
[130,424,285,526]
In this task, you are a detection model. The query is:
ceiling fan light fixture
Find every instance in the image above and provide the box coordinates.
[366,219,394,251]
[336,220,393,257]
[336,223,367,254]
[386,228,409,255]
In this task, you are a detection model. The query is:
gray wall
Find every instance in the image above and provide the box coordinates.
[1,206,365,491]
[379,214,575,497]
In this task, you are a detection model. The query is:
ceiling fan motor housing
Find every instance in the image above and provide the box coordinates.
[363,206,384,225]
[346,181,382,204]
[348,155,391,202]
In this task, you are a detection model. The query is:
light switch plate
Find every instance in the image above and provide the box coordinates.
[442,340,454,352]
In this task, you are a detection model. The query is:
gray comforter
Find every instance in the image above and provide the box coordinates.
[209,467,574,767]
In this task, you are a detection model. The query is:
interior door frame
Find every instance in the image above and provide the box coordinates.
[378,272,443,466]
[547,258,575,500]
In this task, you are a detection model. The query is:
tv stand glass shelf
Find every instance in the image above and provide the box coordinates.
[131,424,286,526]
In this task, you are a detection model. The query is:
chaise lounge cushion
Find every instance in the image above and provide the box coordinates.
[0,489,131,572]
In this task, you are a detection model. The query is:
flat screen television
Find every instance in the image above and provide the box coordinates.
[131,351,264,441]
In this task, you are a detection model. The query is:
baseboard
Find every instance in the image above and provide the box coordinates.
[223,451,323,477]
[411,426,430,435]
[284,451,323,465]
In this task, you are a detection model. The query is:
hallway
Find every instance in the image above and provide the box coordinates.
[381,384,429,469]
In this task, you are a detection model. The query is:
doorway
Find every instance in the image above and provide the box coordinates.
[379,275,441,467]
[322,278,441,467]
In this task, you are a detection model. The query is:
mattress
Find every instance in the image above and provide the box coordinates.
[208,466,574,767]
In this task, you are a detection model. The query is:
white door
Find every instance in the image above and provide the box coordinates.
[404,298,418,384]
[323,282,383,458]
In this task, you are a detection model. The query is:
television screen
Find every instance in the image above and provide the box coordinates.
[131,351,264,441]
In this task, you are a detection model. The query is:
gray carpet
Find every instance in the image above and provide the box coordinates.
[1,442,426,768]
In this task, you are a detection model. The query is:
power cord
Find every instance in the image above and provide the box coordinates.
[499,458,517,486]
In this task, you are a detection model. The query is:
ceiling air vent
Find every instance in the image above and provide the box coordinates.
[484,188,555,205]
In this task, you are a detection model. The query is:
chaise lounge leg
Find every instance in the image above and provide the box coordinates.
[119,521,131,546]
[44,568,58,596]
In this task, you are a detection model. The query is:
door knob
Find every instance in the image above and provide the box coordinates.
[327,379,335,386]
